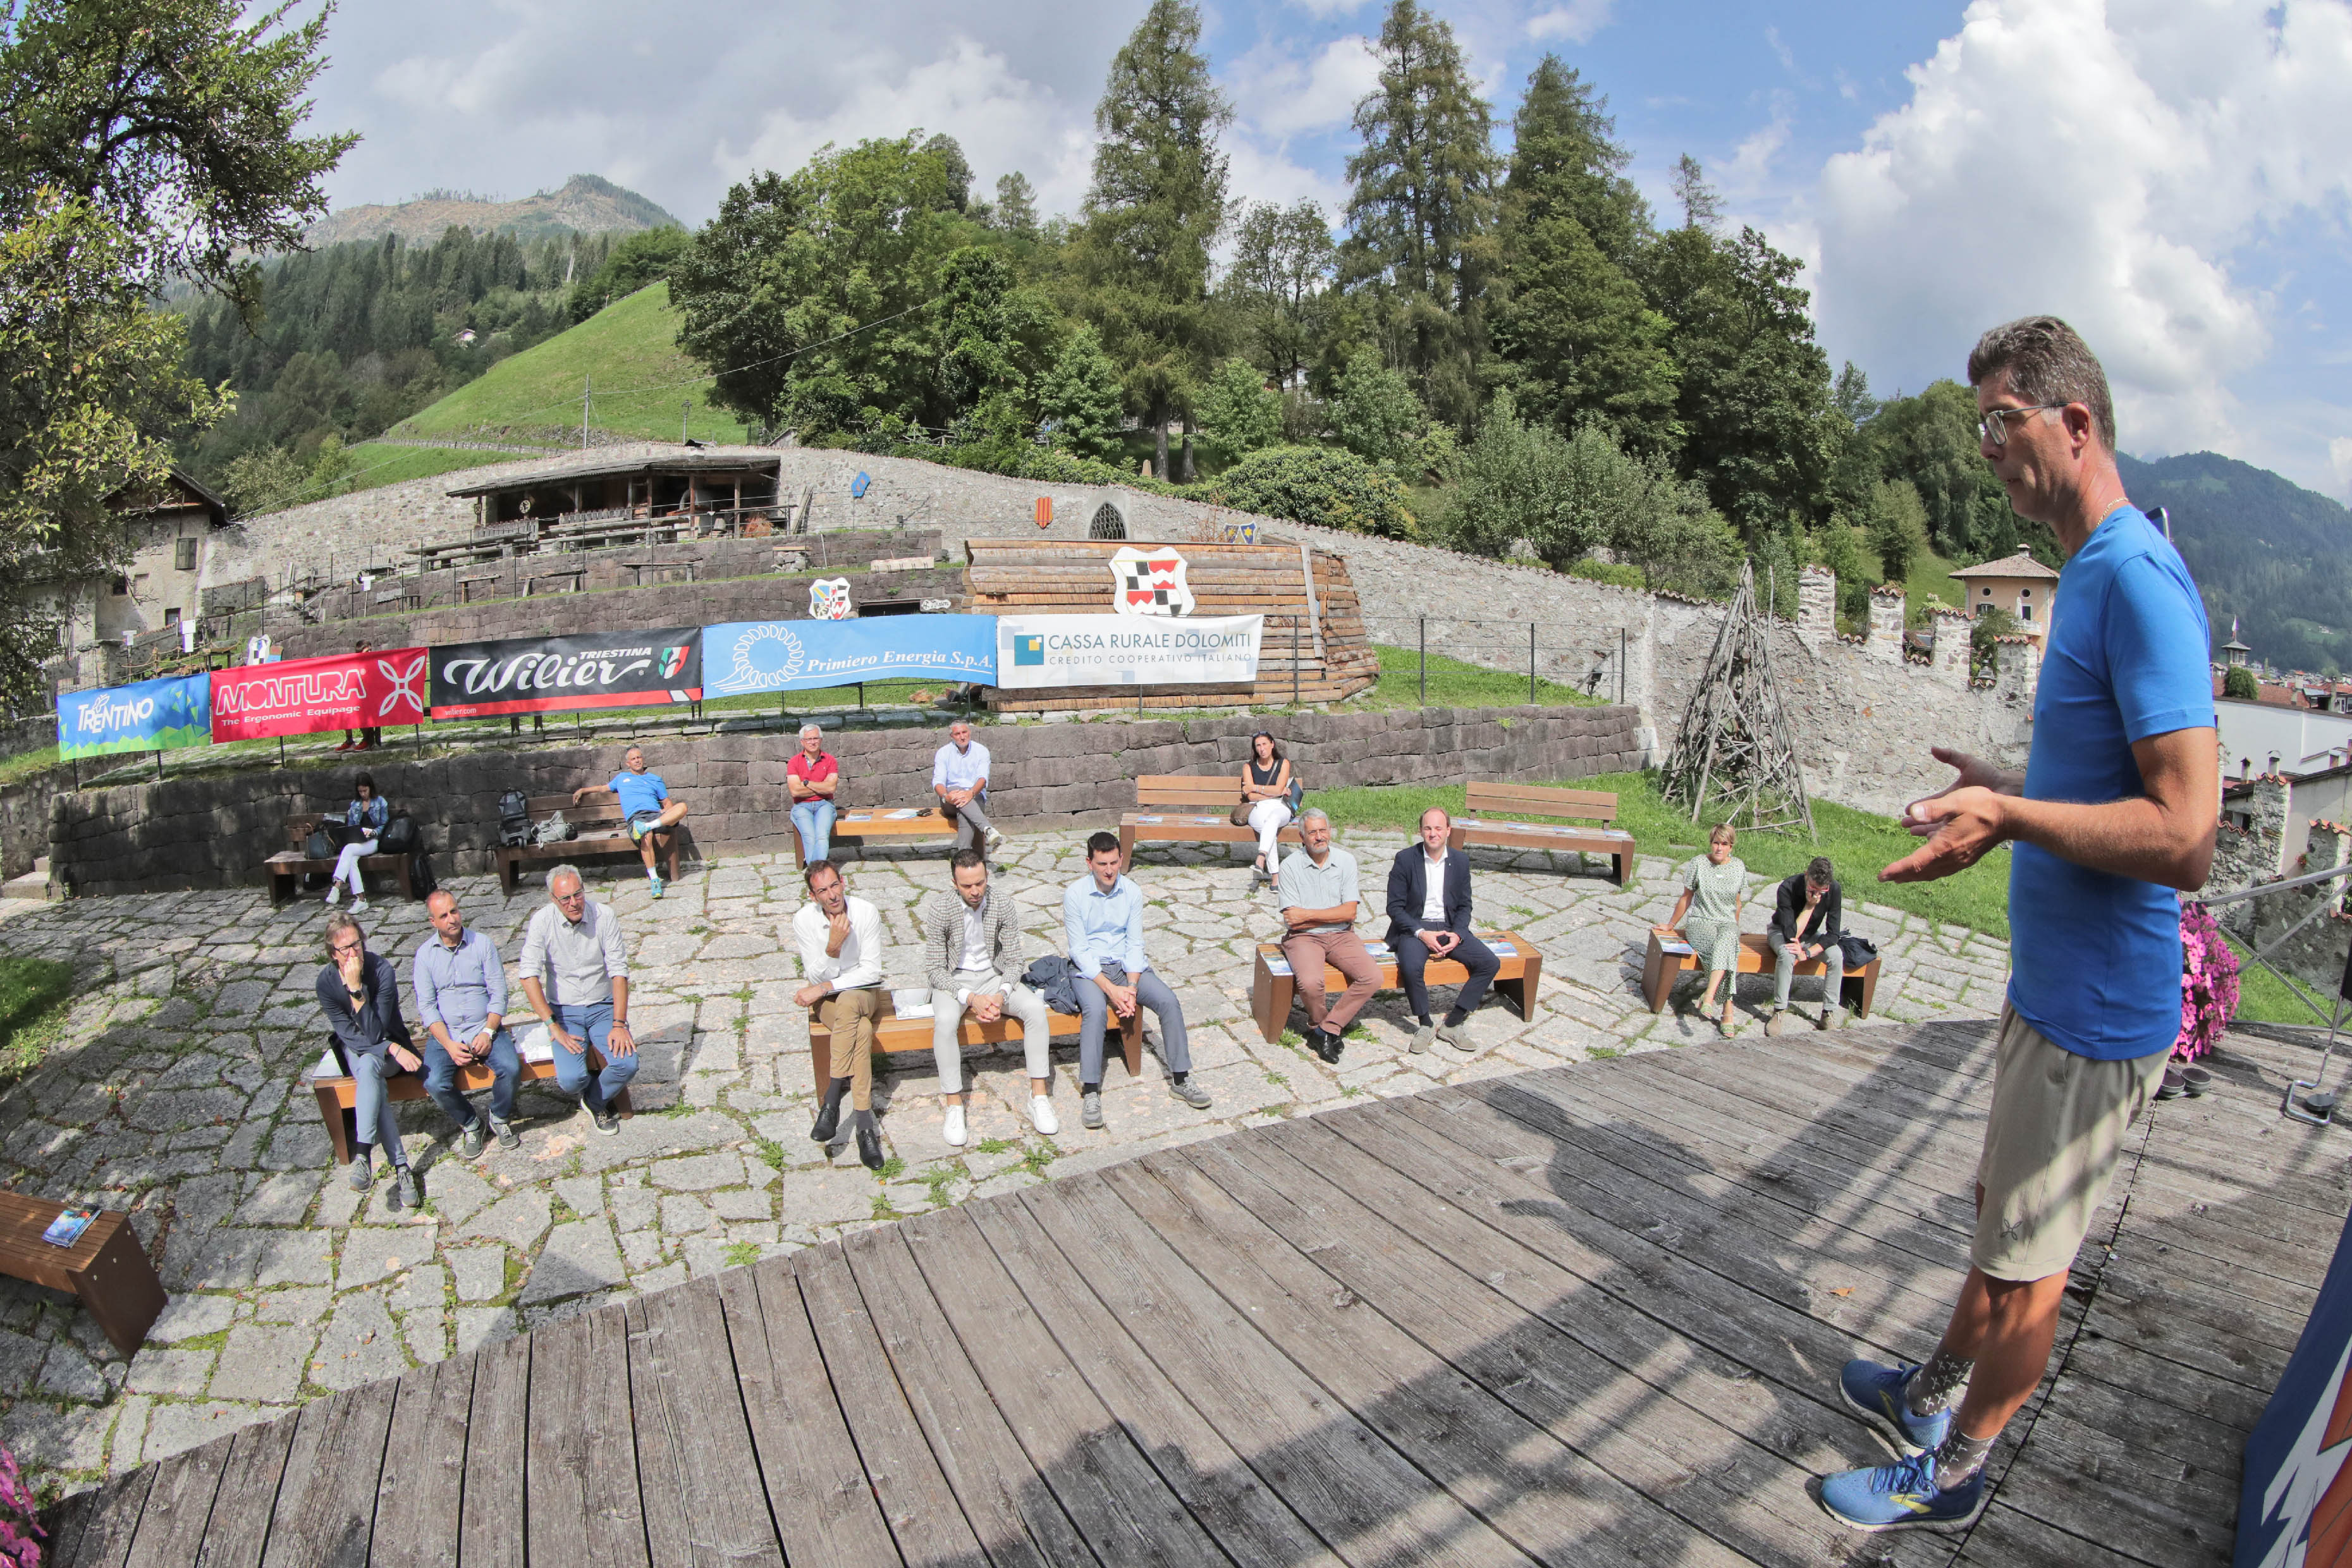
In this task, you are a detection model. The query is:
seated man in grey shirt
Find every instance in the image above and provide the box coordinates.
[412,888,521,1158]
[516,864,638,1135]
[1277,808,1380,1066]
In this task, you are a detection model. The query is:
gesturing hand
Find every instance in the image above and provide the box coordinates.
[1883,785,2007,883]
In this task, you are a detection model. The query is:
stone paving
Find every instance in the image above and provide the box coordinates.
[0,828,2009,1498]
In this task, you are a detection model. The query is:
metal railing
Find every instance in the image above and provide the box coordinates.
[2191,864,2352,1122]
[1409,616,1631,708]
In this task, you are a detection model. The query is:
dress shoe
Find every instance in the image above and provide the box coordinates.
[855,1118,885,1170]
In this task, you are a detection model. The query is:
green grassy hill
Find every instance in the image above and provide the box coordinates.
[388,283,750,447]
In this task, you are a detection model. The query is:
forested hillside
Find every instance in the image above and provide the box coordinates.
[2120,451,2352,674]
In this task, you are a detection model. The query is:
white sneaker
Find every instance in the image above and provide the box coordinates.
[984,827,1006,855]
[324,884,341,906]
[350,898,371,913]
[943,1103,967,1147]
[1031,1095,1059,1136]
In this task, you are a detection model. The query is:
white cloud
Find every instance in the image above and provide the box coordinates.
[2332,436,2352,496]
[1527,0,1613,44]
[1227,35,1380,137]
[1813,0,2352,465]
[1723,104,1792,193]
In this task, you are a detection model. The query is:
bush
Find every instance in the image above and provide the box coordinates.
[1563,557,1643,587]
[570,227,690,321]
[1194,358,1282,466]
[1036,324,1127,461]
[1204,445,1416,538]
[1330,350,1423,466]
[2222,665,2258,701]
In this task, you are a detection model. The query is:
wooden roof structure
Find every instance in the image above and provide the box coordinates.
[964,537,1378,712]
[47,1020,2320,1566]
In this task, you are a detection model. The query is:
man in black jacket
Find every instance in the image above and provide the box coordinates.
[1765,855,1845,1035]
[317,910,424,1208]
[1386,807,1502,1053]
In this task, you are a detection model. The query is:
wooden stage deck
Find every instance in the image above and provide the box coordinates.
[46,1019,2339,1566]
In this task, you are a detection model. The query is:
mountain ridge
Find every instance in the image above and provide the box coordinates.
[305,174,680,248]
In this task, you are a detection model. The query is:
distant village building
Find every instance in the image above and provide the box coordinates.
[1951,551,2060,642]
[23,470,229,657]
[444,452,785,533]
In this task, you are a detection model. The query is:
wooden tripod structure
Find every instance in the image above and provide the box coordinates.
[1661,561,1816,837]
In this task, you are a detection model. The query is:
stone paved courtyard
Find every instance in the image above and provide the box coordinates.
[0,827,2010,1498]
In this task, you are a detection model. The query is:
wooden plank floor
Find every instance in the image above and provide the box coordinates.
[45,1020,2344,1567]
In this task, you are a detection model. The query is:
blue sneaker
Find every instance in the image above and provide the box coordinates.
[1838,1358,1949,1456]
[647,872,664,900]
[1819,1450,1986,1533]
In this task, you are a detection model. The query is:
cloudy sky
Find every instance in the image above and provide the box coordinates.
[307,0,2352,499]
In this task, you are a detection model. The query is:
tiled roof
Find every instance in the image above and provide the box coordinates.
[1951,551,2060,580]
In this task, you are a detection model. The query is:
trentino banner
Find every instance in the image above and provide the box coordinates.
[996,613,1263,689]
[427,628,702,719]
[702,615,996,696]
[57,675,213,759]
[210,647,430,742]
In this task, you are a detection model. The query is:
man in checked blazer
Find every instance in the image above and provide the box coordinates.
[1385,805,1502,1054]
[924,848,1056,1149]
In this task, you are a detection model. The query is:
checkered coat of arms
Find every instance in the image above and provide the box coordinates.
[1109,545,1194,617]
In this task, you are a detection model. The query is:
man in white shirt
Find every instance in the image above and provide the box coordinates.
[1385,806,1500,1053]
[922,849,1056,1147]
[791,858,886,1169]
[932,719,1005,855]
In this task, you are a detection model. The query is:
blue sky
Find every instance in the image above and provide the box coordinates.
[308,0,2352,499]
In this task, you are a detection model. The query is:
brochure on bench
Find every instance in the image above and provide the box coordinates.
[517,1024,554,1063]
[428,628,703,720]
[703,616,996,695]
[41,1206,99,1247]
[890,988,934,1019]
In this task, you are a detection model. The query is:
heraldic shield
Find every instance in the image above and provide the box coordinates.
[1108,544,1195,617]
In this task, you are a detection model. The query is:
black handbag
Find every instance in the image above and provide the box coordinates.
[1838,934,1880,970]
[379,812,419,855]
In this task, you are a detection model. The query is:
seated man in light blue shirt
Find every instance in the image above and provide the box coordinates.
[1062,830,1211,1130]
[933,720,1003,856]
[411,889,521,1158]
[578,744,687,897]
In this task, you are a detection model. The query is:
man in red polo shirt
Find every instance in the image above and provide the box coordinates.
[787,723,840,866]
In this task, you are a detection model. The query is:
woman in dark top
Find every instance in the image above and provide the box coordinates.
[1239,730,1295,887]
[317,910,421,1209]
[327,773,389,910]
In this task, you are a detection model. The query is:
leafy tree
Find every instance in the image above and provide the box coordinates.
[569,226,689,321]
[931,245,1057,426]
[1223,200,1334,388]
[1073,0,1231,481]
[0,0,357,310]
[1670,154,1724,231]
[1329,348,1423,467]
[1811,516,1872,630]
[671,132,981,439]
[989,173,1039,238]
[1036,324,1127,460]
[2223,665,2258,701]
[1868,478,1931,583]
[0,198,228,701]
[1206,444,1415,538]
[217,443,303,517]
[1341,0,1500,428]
[1866,379,2016,559]
[1193,358,1280,466]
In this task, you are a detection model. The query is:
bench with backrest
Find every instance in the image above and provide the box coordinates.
[1639,929,1881,1019]
[1450,782,1636,885]
[266,814,416,908]
[796,807,960,869]
[495,788,644,894]
[805,991,1142,1098]
[0,1192,168,1355]
[1249,928,1542,1043]
[302,1039,635,1164]
[1118,775,1304,871]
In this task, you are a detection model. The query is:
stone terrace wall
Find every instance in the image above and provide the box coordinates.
[47,703,1641,897]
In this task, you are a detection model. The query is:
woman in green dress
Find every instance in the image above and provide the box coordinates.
[1656,823,1747,1036]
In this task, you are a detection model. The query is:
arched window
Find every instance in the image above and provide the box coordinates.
[1089,504,1127,540]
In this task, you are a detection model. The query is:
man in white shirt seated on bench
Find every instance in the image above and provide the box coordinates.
[792,859,886,1169]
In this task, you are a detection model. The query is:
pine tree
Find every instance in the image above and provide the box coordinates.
[1498,56,1646,268]
[1341,0,1500,429]
[1223,200,1334,388]
[991,173,1039,238]
[1076,0,1231,479]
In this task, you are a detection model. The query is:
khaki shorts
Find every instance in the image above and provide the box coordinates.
[1972,1004,2169,1282]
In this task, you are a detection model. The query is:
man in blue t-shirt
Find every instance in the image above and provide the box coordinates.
[1818,317,2217,1534]
[576,745,689,897]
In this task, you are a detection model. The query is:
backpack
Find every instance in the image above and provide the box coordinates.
[379,812,419,855]
[496,789,532,847]
[534,811,576,845]
[409,850,437,898]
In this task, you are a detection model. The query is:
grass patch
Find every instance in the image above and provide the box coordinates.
[723,1240,760,1268]
[1019,1144,1055,1177]
[0,744,58,787]
[2225,934,2341,1027]
[750,1136,784,1173]
[972,1137,1013,1156]
[1349,644,1602,712]
[1308,768,2014,939]
[338,441,535,497]
[874,1155,905,1182]
[0,955,75,1087]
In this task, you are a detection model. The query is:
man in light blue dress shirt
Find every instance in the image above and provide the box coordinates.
[1062,830,1211,1130]
[933,720,1005,855]
[411,889,521,1158]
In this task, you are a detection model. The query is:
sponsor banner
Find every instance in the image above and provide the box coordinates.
[210,647,429,741]
[428,629,702,719]
[2237,1204,2352,1566]
[998,613,1262,690]
[58,675,212,759]
[704,616,996,695]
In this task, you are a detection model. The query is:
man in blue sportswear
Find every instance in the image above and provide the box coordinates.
[1062,830,1212,1132]
[579,744,687,897]
[1818,317,2217,1533]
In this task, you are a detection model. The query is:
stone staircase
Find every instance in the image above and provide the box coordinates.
[3,855,52,900]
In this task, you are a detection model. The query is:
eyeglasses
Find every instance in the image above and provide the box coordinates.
[1978,403,2069,448]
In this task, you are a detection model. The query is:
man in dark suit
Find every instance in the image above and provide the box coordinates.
[1386,806,1502,1053]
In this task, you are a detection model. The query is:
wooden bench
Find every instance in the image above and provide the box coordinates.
[1118,775,1304,871]
[1450,783,1636,885]
[495,788,647,894]
[797,807,961,869]
[0,1191,168,1355]
[1249,928,1542,1043]
[807,990,1142,1098]
[266,815,416,908]
[1639,929,1882,1018]
[303,1041,636,1165]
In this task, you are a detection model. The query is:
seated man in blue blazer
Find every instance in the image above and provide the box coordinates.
[1385,806,1502,1053]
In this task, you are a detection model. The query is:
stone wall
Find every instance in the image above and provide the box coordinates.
[0,714,53,764]
[0,762,71,878]
[47,702,1643,897]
